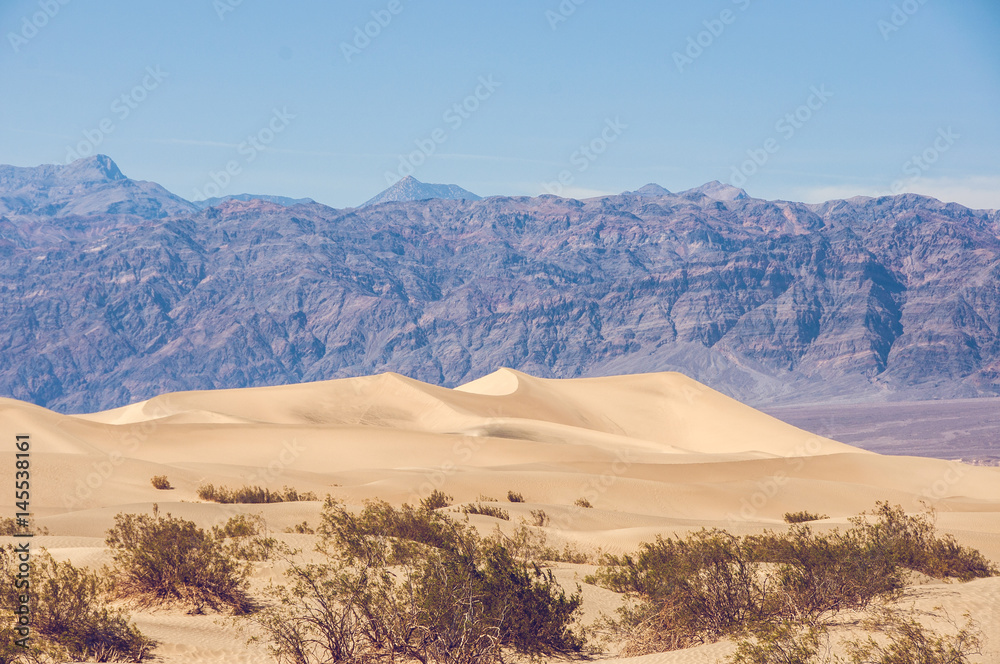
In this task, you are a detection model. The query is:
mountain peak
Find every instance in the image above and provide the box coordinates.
[362,176,481,207]
[63,154,126,183]
[625,183,672,197]
[684,181,749,202]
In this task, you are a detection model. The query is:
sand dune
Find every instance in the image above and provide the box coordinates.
[2,369,999,662]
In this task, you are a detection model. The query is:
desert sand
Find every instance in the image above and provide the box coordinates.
[2,369,999,662]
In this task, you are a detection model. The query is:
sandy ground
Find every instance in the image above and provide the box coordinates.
[2,368,999,663]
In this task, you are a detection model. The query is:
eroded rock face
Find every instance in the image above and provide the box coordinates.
[1,158,998,412]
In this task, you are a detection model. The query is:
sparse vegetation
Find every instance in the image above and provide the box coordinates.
[0,517,48,536]
[105,505,253,613]
[251,497,583,664]
[783,510,827,524]
[0,546,152,662]
[196,483,318,504]
[730,609,983,664]
[589,502,997,655]
[507,490,524,503]
[284,520,315,534]
[478,494,498,502]
[530,508,550,527]
[574,497,593,508]
[150,475,173,490]
[419,489,452,511]
[462,502,511,521]
[212,514,276,562]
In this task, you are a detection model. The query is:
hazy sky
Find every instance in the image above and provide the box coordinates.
[2,1,998,208]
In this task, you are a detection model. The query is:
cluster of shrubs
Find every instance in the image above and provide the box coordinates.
[196,483,318,504]
[588,502,996,657]
[0,547,152,662]
[251,497,585,664]
[0,517,48,536]
[461,502,511,520]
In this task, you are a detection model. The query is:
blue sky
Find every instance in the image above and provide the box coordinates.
[2,0,998,208]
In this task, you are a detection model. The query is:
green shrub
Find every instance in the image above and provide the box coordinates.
[252,498,584,664]
[462,503,511,521]
[150,475,172,490]
[783,510,827,524]
[507,490,524,503]
[196,483,318,504]
[0,546,152,662]
[589,503,997,654]
[575,497,593,508]
[419,489,452,511]
[105,505,252,613]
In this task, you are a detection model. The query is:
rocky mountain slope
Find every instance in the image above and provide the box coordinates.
[1,156,998,412]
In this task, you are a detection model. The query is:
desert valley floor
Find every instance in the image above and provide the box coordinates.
[2,369,1000,663]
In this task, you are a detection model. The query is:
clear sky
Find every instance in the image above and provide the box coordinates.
[2,1,998,209]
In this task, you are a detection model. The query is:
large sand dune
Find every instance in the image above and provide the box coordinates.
[2,369,999,662]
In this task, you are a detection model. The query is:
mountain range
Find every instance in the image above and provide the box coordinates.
[1,155,998,412]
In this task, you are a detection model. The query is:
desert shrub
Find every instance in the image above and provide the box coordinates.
[196,483,318,504]
[730,609,983,664]
[419,489,452,511]
[212,514,276,561]
[507,490,524,503]
[105,505,252,613]
[462,502,511,521]
[530,509,550,527]
[591,503,997,654]
[0,546,152,662]
[490,525,590,565]
[149,475,172,490]
[574,497,593,508]
[843,608,982,664]
[846,502,996,581]
[783,510,827,524]
[284,520,315,534]
[0,518,48,536]
[590,529,776,653]
[251,498,583,664]
[478,494,498,502]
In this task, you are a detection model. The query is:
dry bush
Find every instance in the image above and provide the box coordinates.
[507,490,524,503]
[530,509,550,527]
[149,475,172,490]
[283,520,314,534]
[589,502,997,655]
[419,489,452,511]
[730,608,983,664]
[574,497,593,508]
[196,483,318,504]
[478,494,498,502]
[0,518,48,536]
[212,514,276,562]
[462,502,511,521]
[783,510,827,524]
[0,546,152,662]
[105,505,252,613]
[251,498,584,664]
